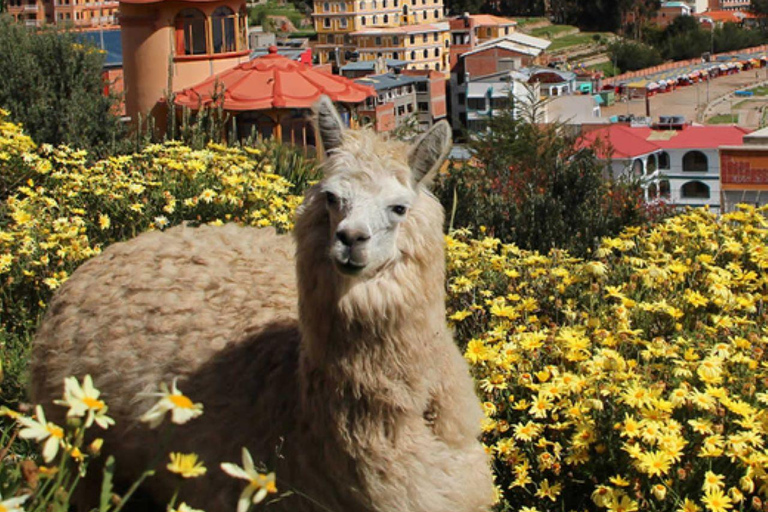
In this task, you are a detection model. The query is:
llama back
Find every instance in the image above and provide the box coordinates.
[30,223,298,423]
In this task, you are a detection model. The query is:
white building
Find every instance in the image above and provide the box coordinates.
[580,121,750,212]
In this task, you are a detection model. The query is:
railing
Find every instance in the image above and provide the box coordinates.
[24,18,42,26]
[23,4,38,12]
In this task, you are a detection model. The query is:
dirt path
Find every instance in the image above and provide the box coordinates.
[601,68,768,127]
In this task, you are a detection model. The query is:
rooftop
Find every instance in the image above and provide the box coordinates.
[341,59,408,71]
[580,124,751,159]
[354,72,423,92]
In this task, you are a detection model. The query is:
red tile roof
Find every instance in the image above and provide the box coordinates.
[580,124,750,159]
[174,47,375,111]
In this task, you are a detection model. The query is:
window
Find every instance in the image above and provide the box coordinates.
[467,98,485,110]
[212,6,236,53]
[422,33,427,42]
[648,182,658,199]
[434,9,438,18]
[383,14,388,22]
[410,50,416,59]
[176,9,207,56]
[372,14,377,23]
[361,16,366,25]
[418,101,429,111]
[323,17,331,27]
[377,52,382,57]
[434,48,439,56]
[339,1,346,11]
[646,154,657,174]
[683,150,708,172]
[339,17,348,27]
[393,36,398,44]
[393,51,399,59]
[323,1,330,11]
[422,10,427,18]
[416,82,427,92]
[681,181,710,199]
[410,35,415,44]
[445,39,449,47]
[423,49,428,58]
[383,0,387,6]
[359,1,365,8]
[658,151,670,170]
[398,105,405,115]
[659,179,671,198]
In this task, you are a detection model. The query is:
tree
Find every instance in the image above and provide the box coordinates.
[608,39,663,72]
[0,15,125,155]
[435,96,655,257]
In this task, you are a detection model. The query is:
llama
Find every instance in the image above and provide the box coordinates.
[30,97,495,512]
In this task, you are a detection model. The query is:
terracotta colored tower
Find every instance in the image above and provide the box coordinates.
[119,0,251,121]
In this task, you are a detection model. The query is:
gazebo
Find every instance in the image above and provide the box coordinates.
[174,46,376,145]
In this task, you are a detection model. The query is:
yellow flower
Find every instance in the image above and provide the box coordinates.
[167,452,207,478]
[17,405,65,462]
[677,498,701,512]
[637,450,673,477]
[54,375,114,429]
[220,448,277,512]
[702,487,733,512]
[168,503,205,512]
[139,378,203,428]
[534,479,561,501]
[703,471,725,493]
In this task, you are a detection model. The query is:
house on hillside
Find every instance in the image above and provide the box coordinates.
[720,128,768,211]
[653,1,692,28]
[580,121,750,212]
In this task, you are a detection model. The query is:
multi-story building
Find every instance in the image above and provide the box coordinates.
[7,0,119,27]
[581,121,750,212]
[448,13,516,69]
[312,0,450,72]
[355,68,446,131]
[714,0,751,11]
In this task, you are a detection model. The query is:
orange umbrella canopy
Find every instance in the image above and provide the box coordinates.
[174,47,375,111]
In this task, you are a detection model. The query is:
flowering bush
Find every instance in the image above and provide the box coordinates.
[4,110,768,512]
[0,108,302,340]
[448,207,768,512]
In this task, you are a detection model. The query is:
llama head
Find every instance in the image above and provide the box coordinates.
[307,95,451,279]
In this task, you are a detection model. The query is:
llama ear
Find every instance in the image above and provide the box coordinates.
[408,120,452,187]
[313,95,345,156]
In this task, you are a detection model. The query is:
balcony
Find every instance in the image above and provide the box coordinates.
[23,3,39,12]
[24,18,42,26]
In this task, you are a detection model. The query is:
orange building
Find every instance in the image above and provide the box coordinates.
[7,0,119,28]
[119,0,251,121]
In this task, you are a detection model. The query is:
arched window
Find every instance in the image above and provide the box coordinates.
[631,159,643,177]
[383,14,388,22]
[648,182,658,199]
[681,181,710,199]
[658,151,670,170]
[683,150,708,172]
[323,1,330,10]
[434,9,438,17]
[393,51,399,59]
[411,50,416,59]
[339,1,347,11]
[359,0,365,8]
[646,154,657,174]
[423,49,428,58]
[434,48,439,57]
[659,179,670,198]
[361,16,366,25]
[372,14,377,23]
[212,6,236,54]
[382,0,387,6]
[176,9,207,56]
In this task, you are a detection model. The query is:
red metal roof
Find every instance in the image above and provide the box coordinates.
[580,124,750,159]
[174,47,375,111]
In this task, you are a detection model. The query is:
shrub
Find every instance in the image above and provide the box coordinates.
[0,16,126,157]
[436,100,660,258]
[447,206,768,512]
[607,40,663,73]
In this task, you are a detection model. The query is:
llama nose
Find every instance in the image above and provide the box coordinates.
[336,228,370,247]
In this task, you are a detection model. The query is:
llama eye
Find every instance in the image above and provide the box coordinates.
[391,205,407,216]
[325,192,339,207]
